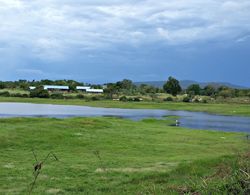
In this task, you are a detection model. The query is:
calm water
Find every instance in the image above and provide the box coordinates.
[0,103,250,133]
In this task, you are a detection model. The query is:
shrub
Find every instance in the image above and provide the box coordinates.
[91,96,100,101]
[202,99,208,103]
[183,96,191,103]
[30,88,50,98]
[119,96,127,102]
[0,91,10,97]
[50,93,64,99]
[76,94,85,99]
[63,95,75,99]
[127,97,134,101]
[11,93,29,98]
[133,97,141,102]
[193,98,200,103]
[164,97,173,101]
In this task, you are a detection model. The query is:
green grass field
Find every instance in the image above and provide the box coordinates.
[0,117,249,194]
[1,96,250,116]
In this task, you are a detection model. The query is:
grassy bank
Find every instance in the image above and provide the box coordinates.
[1,97,250,116]
[0,117,249,194]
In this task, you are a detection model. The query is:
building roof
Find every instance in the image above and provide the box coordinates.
[29,86,36,90]
[86,89,104,93]
[43,85,69,90]
[76,86,91,90]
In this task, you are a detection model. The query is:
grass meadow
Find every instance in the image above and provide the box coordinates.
[0,116,249,194]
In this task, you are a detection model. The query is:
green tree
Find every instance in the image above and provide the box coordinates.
[104,83,118,99]
[187,84,201,96]
[0,82,6,89]
[30,87,50,98]
[218,89,234,98]
[203,85,216,96]
[163,77,182,96]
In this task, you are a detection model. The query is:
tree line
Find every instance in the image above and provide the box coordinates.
[0,77,249,99]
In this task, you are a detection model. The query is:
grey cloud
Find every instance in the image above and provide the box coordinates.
[0,0,250,60]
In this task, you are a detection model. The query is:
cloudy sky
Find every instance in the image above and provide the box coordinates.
[0,0,250,86]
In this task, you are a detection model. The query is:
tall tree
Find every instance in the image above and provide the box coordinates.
[203,85,216,96]
[163,77,182,96]
[187,84,201,96]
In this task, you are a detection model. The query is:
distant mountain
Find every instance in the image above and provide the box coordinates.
[135,80,248,89]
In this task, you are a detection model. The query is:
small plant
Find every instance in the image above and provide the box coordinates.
[29,149,59,194]
[93,150,108,174]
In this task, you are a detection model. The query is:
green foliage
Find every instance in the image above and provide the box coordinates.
[119,96,128,102]
[91,95,101,101]
[76,94,85,99]
[0,91,10,97]
[50,93,64,99]
[183,96,191,102]
[11,93,29,98]
[164,97,174,102]
[187,84,201,96]
[0,117,248,194]
[139,84,158,95]
[105,79,138,97]
[30,87,50,98]
[219,89,234,98]
[163,77,182,96]
[203,85,216,96]
[0,82,6,89]
[104,83,118,99]
[133,97,141,102]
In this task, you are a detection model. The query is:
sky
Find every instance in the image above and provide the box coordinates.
[0,0,250,86]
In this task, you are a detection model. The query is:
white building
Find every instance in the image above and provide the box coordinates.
[76,86,103,93]
[76,86,91,91]
[29,86,36,90]
[43,85,69,91]
[86,89,104,93]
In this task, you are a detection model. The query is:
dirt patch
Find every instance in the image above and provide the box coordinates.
[96,162,179,173]
[46,188,62,194]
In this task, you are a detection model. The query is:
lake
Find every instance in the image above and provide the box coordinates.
[0,102,250,133]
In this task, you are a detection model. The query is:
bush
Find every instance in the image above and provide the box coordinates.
[127,97,134,102]
[183,96,191,103]
[76,94,85,99]
[30,88,50,98]
[133,97,141,102]
[50,93,64,99]
[91,96,100,101]
[119,96,127,102]
[202,99,208,103]
[0,91,10,97]
[164,97,173,101]
[11,93,29,98]
[63,95,75,99]
[193,98,200,103]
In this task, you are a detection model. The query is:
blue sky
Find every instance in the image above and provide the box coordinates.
[0,0,250,86]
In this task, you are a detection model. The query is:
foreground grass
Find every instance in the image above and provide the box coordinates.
[1,97,250,116]
[0,117,249,194]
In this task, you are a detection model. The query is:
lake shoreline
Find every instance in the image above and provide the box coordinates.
[1,102,250,133]
[1,97,250,117]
